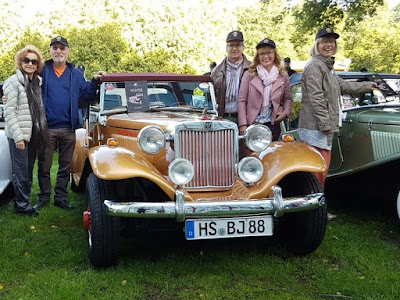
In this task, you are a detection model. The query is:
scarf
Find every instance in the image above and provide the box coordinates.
[225,57,243,103]
[256,64,279,117]
[25,72,49,152]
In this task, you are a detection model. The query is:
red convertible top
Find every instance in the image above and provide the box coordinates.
[100,73,212,83]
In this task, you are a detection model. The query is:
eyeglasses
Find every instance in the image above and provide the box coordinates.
[258,51,275,57]
[227,43,243,49]
[51,45,66,51]
[22,57,39,65]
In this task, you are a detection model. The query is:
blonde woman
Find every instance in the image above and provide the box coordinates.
[298,28,377,188]
[4,45,48,216]
[238,38,292,141]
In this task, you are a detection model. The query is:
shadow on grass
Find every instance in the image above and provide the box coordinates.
[119,226,283,265]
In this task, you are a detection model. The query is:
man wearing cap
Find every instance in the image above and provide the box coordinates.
[298,28,377,189]
[283,57,297,77]
[34,36,106,210]
[211,30,251,122]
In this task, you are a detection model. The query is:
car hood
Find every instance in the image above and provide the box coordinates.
[106,111,218,130]
[355,106,400,125]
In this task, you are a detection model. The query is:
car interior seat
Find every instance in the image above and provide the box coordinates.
[103,94,122,110]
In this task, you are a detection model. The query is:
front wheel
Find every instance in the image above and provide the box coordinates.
[275,172,327,255]
[85,173,120,268]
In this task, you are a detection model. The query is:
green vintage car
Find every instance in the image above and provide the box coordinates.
[286,72,400,219]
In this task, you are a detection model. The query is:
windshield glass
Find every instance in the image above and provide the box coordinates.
[101,81,215,112]
[341,78,400,108]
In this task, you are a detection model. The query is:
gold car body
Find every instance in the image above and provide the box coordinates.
[72,114,326,203]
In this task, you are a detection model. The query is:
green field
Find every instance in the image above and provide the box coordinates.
[1,162,399,299]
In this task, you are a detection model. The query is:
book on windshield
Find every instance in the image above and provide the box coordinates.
[366,74,397,97]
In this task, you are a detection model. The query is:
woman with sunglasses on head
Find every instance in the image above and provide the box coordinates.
[3,45,48,216]
[238,38,292,141]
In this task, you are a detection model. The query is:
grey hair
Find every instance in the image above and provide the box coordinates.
[309,37,338,57]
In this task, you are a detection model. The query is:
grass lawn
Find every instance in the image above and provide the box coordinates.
[1,159,400,299]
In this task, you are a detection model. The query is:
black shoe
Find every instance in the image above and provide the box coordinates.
[54,200,73,210]
[16,208,39,217]
[34,200,50,210]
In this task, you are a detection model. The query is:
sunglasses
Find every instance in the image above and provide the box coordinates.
[22,57,39,65]
[51,45,66,51]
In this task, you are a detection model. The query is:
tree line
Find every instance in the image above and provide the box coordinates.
[0,0,399,80]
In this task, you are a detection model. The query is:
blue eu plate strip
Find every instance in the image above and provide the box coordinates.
[186,221,195,239]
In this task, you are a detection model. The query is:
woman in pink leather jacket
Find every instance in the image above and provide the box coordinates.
[238,38,292,141]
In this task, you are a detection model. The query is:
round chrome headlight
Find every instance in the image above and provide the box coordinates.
[168,158,194,185]
[238,157,264,184]
[138,125,166,154]
[244,124,272,152]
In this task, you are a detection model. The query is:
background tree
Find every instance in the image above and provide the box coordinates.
[236,0,298,60]
[343,5,400,73]
[294,0,384,34]
[0,0,399,80]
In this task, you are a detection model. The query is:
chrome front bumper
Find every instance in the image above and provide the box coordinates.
[104,186,325,222]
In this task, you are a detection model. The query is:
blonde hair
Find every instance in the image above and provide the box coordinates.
[248,45,285,76]
[309,37,338,57]
[15,45,44,74]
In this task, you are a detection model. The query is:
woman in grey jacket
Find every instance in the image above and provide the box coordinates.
[4,45,48,216]
[298,28,377,188]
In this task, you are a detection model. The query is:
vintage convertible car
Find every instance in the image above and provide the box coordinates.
[71,73,328,268]
[0,83,13,199]
[285,72,400,219]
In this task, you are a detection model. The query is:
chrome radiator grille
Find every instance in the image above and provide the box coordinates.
[175,121,238,190]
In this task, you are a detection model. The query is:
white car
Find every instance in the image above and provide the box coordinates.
[0,99,13,198]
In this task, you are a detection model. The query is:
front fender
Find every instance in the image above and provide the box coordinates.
[88,145,176,200]
[247,141,327,198]
[71,128,87,179]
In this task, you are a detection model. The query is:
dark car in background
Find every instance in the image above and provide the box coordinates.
[284,72,400,219]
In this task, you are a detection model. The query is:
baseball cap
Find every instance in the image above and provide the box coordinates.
[284,57,291,62]
[256,38,276,49]
[50,36,69,47]
[226,30,244,42]
[315,28,340,40]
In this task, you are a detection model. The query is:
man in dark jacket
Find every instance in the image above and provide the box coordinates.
[211,30,251,122]
[34,36,106,210]
[284,57,297,77]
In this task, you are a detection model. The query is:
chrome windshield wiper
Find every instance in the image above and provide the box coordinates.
[100,107,128,116]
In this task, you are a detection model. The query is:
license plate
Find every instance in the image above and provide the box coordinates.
[185,216,273,240]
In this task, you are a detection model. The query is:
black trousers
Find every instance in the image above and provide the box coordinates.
[264,122,281,141]
[8,138,36,211]
[38,128,76,203]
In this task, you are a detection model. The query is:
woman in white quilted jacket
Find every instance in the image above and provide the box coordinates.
[4,45,48,216]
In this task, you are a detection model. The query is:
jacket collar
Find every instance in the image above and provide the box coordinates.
[315,55,335,70]
[44,59,75,69]
[251,72,284,94]
[16,69,42,86]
